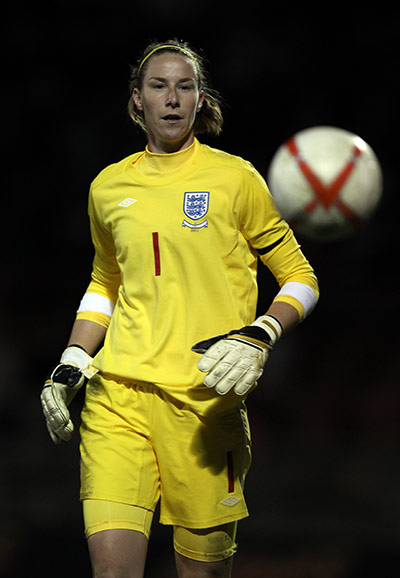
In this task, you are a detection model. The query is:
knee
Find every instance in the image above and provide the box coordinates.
[91,562,142,578]
[175,553,233,578]
[91,564,118,578]
[92,567,113,578]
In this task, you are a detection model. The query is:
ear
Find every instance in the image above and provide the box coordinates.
[132,88,143,111]
[196,90,205,113]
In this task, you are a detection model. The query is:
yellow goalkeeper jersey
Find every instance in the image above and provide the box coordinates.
[78,138,318,397]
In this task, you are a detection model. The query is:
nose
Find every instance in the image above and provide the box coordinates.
[166,87,179,108]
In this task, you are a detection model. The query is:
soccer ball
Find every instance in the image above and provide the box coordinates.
[267,126,383,242]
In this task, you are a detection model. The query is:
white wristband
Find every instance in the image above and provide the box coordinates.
[77,292,115,317]
[275,282,317,318]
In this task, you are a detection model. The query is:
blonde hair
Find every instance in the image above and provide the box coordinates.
[128,39,223,137]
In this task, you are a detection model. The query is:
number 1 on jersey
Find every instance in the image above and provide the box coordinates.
[152,232,161,276]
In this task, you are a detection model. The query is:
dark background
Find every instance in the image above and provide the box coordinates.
[2,2,399,576]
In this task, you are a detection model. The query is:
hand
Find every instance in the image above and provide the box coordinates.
[40,345,96,444]
[192,315,282,396]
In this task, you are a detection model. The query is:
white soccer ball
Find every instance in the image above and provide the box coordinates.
[267,126,383,242]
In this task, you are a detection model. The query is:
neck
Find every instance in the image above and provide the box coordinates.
[146,133,195,155]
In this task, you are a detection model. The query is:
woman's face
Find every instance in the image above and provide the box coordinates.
[133,52,204,154]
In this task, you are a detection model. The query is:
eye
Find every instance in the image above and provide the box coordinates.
[179,83,194,92]
[149,81,166,90]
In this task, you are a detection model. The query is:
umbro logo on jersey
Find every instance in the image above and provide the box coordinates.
[119,198,137,207]
[220,497,241,507]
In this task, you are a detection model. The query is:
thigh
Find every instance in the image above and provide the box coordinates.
[80,375,160,510]
[154,397,251,528]
[88,529,148,578]
[174,522,237,562]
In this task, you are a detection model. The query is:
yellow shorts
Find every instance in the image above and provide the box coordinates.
[80,374,251,529]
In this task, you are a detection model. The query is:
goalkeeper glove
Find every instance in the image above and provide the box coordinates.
[40,345,96,444]
[192,315,282,396]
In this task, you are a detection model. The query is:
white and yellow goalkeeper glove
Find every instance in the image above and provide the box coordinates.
[192,315,282,396]
[40,345,97,444]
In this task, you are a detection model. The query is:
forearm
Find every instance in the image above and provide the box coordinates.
[264,301,300,334]
[67,318,107,356]
[259,229,319,321]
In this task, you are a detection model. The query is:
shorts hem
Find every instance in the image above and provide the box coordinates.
[84,520,151,540]
[160,509,248,528]
[82,499,154,540]
[80,493,155,512]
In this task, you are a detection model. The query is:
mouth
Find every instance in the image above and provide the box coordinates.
[162,114,182,123]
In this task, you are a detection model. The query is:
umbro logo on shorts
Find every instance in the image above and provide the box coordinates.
[119,198,137,207]
[220,497,241,507]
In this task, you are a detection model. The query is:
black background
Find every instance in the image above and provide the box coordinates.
[2,2,399,576]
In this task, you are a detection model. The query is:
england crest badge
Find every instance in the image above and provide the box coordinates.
[182,192,209,229]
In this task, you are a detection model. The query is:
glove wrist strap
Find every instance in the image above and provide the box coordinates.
[251,315,283,346]
[60,345,97,379]
[227,315,282,350]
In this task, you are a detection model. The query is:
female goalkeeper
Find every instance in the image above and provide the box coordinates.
[41,38,319,578]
